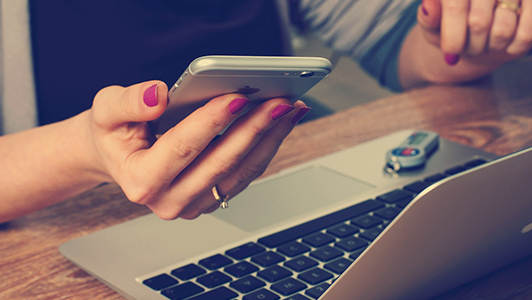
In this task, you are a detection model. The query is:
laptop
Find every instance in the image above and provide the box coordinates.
[59,130,532,300]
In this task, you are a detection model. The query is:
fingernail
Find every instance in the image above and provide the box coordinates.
[422,5,428,16]
[291,107,311,124]
[444,54,460,66]
[143,84,158,107]
[271,104,295,121]
[228,98,250,115]
[420,0,429,16]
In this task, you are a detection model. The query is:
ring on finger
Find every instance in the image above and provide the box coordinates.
[496,0,521,15]
[212,185,229,209]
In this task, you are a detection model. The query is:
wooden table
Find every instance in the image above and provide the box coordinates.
[2,59,532,299]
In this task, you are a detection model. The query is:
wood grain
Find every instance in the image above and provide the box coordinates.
[2,59,532,299]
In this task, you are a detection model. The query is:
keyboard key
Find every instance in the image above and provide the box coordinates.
[465,158,487,169]
[351,214,382,229]
[199,254,233,270]
[326,224,359,238]
[302,232,335,247]
[335,236,369,252]
[424,173,447,183]
[243,289,280,300]
[226,242,265,260]
[298,268,334,285]
[251,251,285,267]
[171,264,206,280]
[395,198,413,209]
[374,207,401,220]
[229,276,266,293]
[349,247,367,260]
[196,271,232,288]
[285,256,319,272]
[285,294,311,300]
[445,165,467,176]
[161,282,204,300]
[258,200,384,248]
[360,226,384,241]
[305,283,330,299]
[188,286,238,300]
[224,261,259,278]
[403,181,432,193]
[376,189,414,203]
[143,274,178,291]
[324,257,353,274]
[277,242,311,257]
[257,265,293,282]
[271,278,307,296]
[309,246,343,262]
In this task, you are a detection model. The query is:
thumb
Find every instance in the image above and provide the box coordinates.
[92,81,168,129]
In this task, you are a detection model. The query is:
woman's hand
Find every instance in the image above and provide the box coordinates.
[88,81,310,220]
[417,0,532,65]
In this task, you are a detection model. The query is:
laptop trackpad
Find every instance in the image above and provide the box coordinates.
[212,165,374,232]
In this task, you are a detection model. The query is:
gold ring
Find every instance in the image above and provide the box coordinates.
[212,185,229,209]
[496,0,521,14]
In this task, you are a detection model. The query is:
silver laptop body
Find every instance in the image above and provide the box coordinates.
[60,130,532,300]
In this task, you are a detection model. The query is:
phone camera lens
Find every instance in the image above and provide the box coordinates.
[299,71,314,78]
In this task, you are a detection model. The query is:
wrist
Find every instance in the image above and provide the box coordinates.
[68,110,112,185]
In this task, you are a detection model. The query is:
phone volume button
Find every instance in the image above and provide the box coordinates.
[172,84,179,92]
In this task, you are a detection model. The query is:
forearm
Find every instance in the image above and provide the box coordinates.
[0,111,105,222]
[398,25,505,89]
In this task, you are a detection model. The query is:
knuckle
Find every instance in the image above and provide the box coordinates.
[235,164,267,186]
[468,12,491,35]
[170,138,202,161]
[492,22,515,39]
[196,105,231,133]
[212,157,240,179]
[121,89,138,120]
[124,185,155,205]
[247,122,270,138]
[491,28,514,46]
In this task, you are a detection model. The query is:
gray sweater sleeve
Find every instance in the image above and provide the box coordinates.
[293,0,421,91]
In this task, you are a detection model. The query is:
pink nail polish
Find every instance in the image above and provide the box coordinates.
[143,84,158,107]
[422,5,428,16]
[444,54,460,66]
[291,107,311,124]
[271,104,295,121]
[421,0,428,16]
[228,98,250,115]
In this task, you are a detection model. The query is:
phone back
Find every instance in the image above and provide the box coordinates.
[152,56,332,134]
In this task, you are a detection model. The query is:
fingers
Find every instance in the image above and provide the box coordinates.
[490,0,520,51]
[467,0,496,54]
[440,0,470,56]
[91,80,311,221]
[506,0,532,55]
[126,93,252,205]
[147,99,310,220]
[91,81,168,130]
[202,101,311,216]
[419,0,530,66]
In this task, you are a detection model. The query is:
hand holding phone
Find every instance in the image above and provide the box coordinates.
[151,55,332,134]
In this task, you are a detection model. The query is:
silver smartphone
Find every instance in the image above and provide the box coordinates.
[152,55,332,134]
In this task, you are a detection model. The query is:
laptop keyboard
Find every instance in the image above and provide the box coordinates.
[142,158,487,300]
